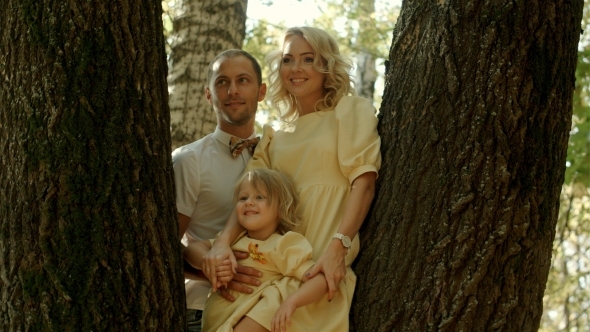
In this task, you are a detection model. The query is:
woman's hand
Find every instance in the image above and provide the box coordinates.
[203,241,237,291]
[305,172,376,300]
[303,240,347,300]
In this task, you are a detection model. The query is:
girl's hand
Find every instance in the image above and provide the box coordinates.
[271,299,297,332]
[215,259,234,287]
[203,242,237,291]
[303,239,347,300]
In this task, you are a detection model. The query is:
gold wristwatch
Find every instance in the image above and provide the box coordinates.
[333,233,352,251]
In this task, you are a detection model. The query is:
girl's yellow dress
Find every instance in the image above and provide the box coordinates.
[245,96,382,331]
[202,231,314,332]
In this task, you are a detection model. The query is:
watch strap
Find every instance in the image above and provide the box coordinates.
[333,232,351,248]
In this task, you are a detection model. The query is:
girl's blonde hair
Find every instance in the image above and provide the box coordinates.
[234,169,301,235]
[266,26,355,123]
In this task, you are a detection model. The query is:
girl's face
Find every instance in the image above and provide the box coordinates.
[280,35,326,107]
[236,177,280,240]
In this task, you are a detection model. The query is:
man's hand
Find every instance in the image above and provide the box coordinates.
[217,251,262,302]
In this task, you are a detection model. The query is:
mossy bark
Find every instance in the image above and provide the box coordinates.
[352,0,582,331]
[0,0,185,330]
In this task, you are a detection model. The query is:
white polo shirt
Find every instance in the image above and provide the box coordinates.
[172,127,256,310]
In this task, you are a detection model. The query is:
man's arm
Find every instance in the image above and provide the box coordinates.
[178,213,191,240]
[183,259,206,280]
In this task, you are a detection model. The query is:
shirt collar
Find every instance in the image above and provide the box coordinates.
[213,127,257,147]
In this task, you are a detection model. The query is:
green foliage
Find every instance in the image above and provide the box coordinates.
[243,19,286,129]
[313,0,397,59]
[311,0,398,103]
[565,0,590,188]
[243,0,399,124]
[567,48,590,187]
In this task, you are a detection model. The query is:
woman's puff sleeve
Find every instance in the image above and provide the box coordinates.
[335,96,382,183]
[270,232,315,281]
[247,124,274,172]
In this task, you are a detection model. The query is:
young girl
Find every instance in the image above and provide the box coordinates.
[183,168,328,332]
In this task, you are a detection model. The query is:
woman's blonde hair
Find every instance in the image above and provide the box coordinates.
[234,169,301,235]
[266,26,355,123]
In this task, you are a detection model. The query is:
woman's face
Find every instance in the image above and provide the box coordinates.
[280,35,326,105]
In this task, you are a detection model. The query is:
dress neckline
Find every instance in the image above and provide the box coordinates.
[295,109,333,123]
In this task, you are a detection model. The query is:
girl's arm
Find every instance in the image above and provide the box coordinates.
[305,171,376,300]
[271,272,328,332]
[202,208,246,291]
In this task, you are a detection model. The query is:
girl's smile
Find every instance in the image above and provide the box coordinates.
[236,177,280,240]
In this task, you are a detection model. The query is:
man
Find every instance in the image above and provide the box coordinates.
[172,49,266,331]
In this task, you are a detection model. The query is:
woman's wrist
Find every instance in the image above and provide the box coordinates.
[328,238,348,257]
[213,234,232,249]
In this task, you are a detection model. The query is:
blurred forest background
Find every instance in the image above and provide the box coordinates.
[162,0,589,330]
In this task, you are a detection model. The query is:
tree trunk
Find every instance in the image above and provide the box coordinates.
[0,1,185,330]
[167,0,248,150]
[354,0,377,102]
[352,1,583,331]
[355,51,377,101]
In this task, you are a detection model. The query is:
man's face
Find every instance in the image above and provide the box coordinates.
[206,56,266,129]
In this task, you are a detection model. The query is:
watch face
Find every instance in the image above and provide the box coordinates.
[342,236,352,248]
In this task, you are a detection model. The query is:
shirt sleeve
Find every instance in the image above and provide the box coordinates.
[335,96,382,183]
[270,232,315,281]
[172,148,201,217]
[246,124,274,172]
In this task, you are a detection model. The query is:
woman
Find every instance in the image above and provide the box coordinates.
[204,26,381,331]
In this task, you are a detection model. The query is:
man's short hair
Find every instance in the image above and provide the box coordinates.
[207,49,263,86]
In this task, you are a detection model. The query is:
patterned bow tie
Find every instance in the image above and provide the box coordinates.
[229,136,260,158]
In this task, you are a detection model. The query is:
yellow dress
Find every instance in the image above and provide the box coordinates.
[202,232,315,332]
[247,96,382,331]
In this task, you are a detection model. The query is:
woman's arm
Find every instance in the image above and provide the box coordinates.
[183,240,213,270]
[184,241,235,287]
[305,171,376,300]
[202,208,246,291]
[271,272,328,332]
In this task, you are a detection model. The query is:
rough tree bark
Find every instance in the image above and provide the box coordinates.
[352,1,583,331]
[167,0,248,150]
[0,1,185,330]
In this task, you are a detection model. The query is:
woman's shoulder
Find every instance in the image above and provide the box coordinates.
[261,124,279,138]
[262,124,275,132]
[335,95,377,118]
[281,231,307,240]
[338,95,369,104]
